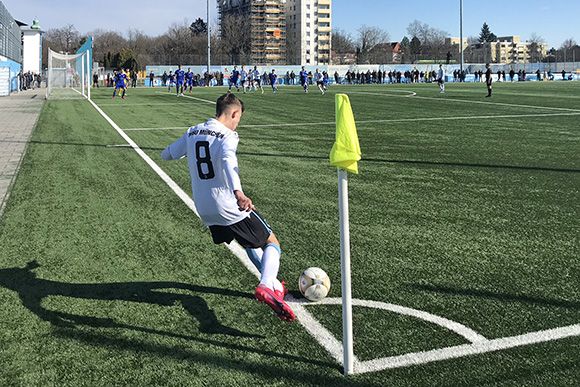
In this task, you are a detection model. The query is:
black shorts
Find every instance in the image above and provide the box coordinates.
[438,78,444,84]
[209,210,272,249]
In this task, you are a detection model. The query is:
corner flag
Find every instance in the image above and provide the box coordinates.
[329,94,360,375]
[330,94,361,174]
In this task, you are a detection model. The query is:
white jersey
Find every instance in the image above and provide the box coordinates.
[315,72,324,82]
[161,118,249,226]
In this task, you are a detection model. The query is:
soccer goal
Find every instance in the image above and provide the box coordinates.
[46,49,91,100]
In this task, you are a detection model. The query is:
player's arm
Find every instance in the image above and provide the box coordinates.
[161,132,188,160]
[222,140,254,212]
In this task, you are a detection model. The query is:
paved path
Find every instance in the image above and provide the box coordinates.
[0,88,45,216]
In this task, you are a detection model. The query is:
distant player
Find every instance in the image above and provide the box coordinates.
[485,63,492,98]
[161,93,295,323]
[186,67,195,93]
[112,70,128,99]
[168,71,175,92]
[229,66,240,93]
[299,66,308,93]
[252,66,264,94]
[269,69,278,93]
[314,69,325,94]
[240,66,248,93]
[437,64,445,93]
[175,65,185,96]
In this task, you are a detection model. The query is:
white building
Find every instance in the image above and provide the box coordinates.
[286,0,331,65]
[21,19,43,74]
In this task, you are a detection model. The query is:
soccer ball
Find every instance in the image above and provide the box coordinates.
[299,267,331,302]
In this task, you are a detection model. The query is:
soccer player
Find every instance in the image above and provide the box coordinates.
[186,68,195,93]
[161,94,295,322]
[240,66,248,93]
[168,71,175,92]
[314,69,325,94]
[229,66,240,92]
[175,65,185,96]
[437,64,445,93]
[299,66,309,93]
[269,69,278,93]
[252,66,264,94]
[112,70,128,99]
[485,63,492,98]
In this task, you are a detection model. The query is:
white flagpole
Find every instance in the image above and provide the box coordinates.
[338,168,354,375]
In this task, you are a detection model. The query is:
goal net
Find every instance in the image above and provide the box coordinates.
[46,49,91,100]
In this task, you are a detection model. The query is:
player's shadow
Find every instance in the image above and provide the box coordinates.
[413,283,580,309]
[0,261,260,338]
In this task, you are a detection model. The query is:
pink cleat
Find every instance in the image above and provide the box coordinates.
[255,284,294,322]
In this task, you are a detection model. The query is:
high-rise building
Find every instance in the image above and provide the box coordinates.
[219,0,286,65]
[285,0,331,65]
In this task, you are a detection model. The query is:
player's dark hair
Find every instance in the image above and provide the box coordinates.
[216,93,244,117]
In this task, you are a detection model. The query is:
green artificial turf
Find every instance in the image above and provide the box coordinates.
[0,81,578,386]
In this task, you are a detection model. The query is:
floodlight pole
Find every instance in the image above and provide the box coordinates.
[460,0,464,74]
[207,0,211,79]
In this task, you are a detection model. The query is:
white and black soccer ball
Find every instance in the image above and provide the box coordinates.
[299,267,331,302]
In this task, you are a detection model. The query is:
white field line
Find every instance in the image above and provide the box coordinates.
[350,89,580,113]
[99,102,194,107]
[355,324,580,374]
[307,298,488,343]
[123,111,580,132]
[155,91,217,105]
[411,94,580,112]
[88,97,580,375]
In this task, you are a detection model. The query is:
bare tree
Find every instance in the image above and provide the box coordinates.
[357,25,389,63]
[407,20,430,44]
[219,14,251,64]
[527,32,544,62]
[406,20,449,61]
[560,38,578,63]
[45,24,80,53]
[332,28,355,53]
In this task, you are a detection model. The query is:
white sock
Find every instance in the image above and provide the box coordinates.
[259,243,283,292]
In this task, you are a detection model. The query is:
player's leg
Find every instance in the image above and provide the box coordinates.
[229,212,293,321]
[112,86,117,99]
[122,87,126,99]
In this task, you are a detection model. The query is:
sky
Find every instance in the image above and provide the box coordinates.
[3,0,578,49]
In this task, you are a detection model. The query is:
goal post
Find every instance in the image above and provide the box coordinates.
[46,49,91,100]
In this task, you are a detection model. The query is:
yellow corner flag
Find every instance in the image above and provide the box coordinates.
[330,94,361,174]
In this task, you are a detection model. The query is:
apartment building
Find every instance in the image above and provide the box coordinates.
[448,36,547,64]
[285,0,331,65]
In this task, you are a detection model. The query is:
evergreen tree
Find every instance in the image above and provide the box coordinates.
[478,23,497,43]
[410,36,422,56]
